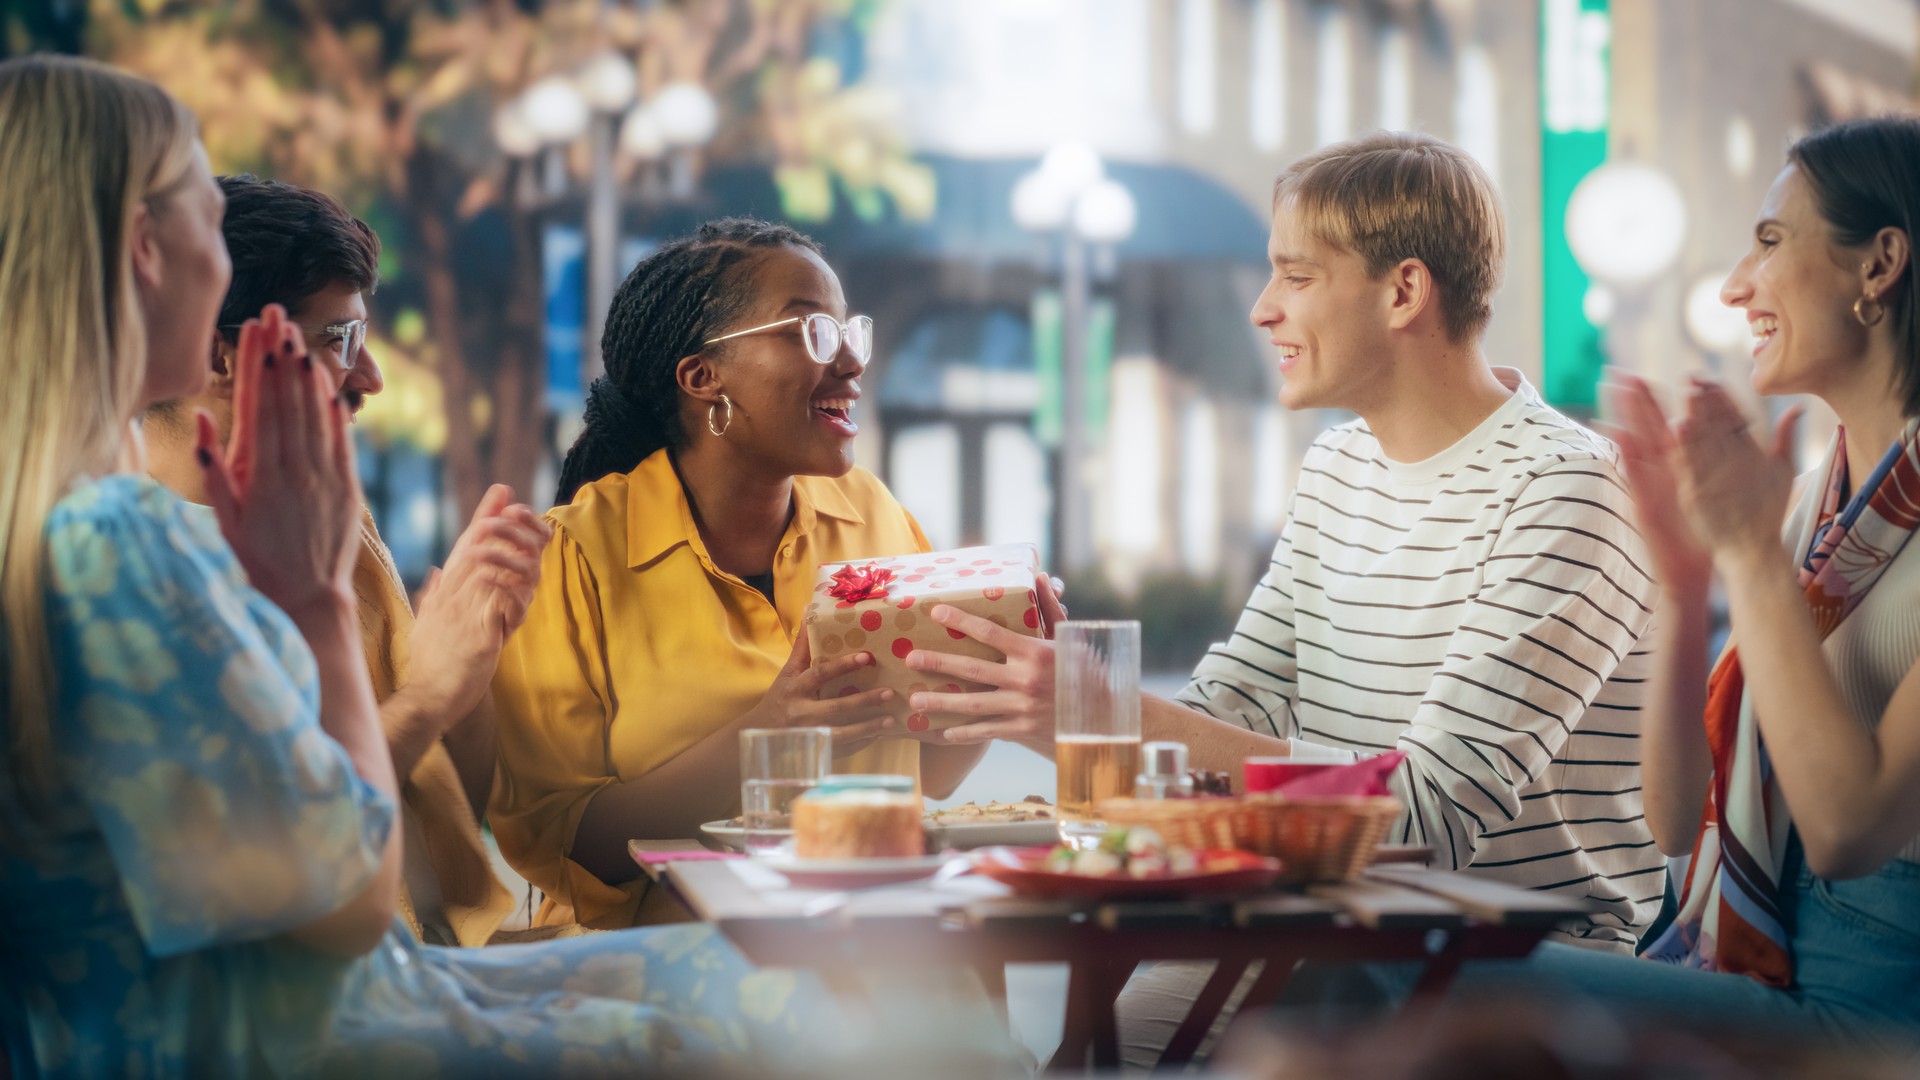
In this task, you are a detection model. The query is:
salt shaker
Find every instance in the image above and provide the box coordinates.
[1135,741,1196,799]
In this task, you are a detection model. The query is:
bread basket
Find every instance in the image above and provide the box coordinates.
[1099,794,1401,884]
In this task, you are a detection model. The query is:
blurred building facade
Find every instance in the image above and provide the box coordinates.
[60,0,1907,642]
[835,0,1916,619]
[1601,0,1915,445]
[847,0,1547,613]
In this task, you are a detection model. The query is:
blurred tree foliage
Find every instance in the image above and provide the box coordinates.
[35,0,922,515]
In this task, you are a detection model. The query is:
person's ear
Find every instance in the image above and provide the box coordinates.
[129,202,162,293]
[1384,257,1435,333]
[674,352,727,407]
[1862,226,1911,304]
[207,333,237,401]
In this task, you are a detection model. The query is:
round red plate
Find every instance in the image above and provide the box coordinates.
[970,846,1284,899]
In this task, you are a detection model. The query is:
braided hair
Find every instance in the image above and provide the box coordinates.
[554,218,821,506]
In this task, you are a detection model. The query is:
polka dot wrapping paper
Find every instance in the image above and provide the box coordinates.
[805,543,1043,732]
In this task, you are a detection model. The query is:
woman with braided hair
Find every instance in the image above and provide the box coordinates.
[492,218,993,927]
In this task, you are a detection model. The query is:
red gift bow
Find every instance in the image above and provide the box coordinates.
[827,563,896,606]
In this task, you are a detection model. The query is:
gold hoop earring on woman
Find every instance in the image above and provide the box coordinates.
[707,394,734,437]
[1855,294,1886,327]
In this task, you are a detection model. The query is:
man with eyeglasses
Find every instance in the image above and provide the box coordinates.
[144,174,553,948]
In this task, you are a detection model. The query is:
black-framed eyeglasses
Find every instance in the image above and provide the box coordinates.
[218,318,368,371]
[702,313,873,365]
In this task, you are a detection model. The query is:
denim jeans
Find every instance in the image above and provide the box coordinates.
[1279,845,1920,1056]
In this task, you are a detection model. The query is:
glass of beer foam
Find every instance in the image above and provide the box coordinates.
[1055,620,1143,849]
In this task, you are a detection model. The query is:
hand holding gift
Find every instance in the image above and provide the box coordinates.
[804,544,1064,739]
[744,632,898,757]
[903,577,1067,749]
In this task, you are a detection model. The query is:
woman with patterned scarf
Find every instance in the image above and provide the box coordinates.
[1563,115,1920,1054]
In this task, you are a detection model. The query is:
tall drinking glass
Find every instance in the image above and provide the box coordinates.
[1055,620,1143,849]
[740,727,831,856]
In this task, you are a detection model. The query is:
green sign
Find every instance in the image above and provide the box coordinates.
[1031,290,1114,443]
[1032,288,1063,446]
[1540,0,1610,409]
[1084,296,1115,438]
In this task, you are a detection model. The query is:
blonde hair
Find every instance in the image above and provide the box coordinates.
[0,56,198,828]
[1274,131,1506,342]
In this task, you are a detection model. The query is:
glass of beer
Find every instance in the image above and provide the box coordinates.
[1055,620,1142,849]
[740,727,831,857]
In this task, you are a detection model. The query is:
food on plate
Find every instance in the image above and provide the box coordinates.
[1043,827,1254,880]
[723,795,1056,833]
[925,796,1056,825]
[792,777,924,859]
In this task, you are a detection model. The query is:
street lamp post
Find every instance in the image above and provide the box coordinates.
[494,60,717,403]
[578,51,639,386]
[1011,144,1136,575]
[1564,160,1688,381]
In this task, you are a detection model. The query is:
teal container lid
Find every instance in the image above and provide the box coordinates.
[809,773,915,797]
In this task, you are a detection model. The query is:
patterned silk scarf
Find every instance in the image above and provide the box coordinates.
[1643,417,1920,985]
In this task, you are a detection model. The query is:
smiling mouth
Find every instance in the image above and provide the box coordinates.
[813,397,857,432]
[1750,316,1777,353]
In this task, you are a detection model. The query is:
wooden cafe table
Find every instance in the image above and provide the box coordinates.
[629,840,1590,1073]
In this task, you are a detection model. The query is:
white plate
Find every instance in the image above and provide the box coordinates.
[699,820,782,853]
[703,816,1058,853]
[926,818,1060,849]
[761,853,951,888]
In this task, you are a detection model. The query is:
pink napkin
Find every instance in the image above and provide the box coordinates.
[633,849,743,866]
[1273,750,1407,798]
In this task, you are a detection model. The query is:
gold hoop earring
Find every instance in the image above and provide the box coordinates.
[1854,295,1886,327]
[707,394,734,437]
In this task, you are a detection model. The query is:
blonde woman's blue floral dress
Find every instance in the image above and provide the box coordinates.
[0,476,823,1078]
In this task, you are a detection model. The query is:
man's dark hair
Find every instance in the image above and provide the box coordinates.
[553,217,820,506]
[215,173,381,332]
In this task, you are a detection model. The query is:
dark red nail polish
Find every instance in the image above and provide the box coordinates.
[263,352,275,369]
[195,447,212,467]
[302,354,313,371]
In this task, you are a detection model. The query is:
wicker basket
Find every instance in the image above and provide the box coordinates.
[1099,794,1402,884]
[1240,795,1402,884]
[1094,796,1242,852]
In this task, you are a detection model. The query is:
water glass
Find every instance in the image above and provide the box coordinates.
[740,727,831,856]
[1055,620,1142,849]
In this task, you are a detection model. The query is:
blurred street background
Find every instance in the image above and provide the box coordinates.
[20,7,1910,1059]
[8,0,1914,696]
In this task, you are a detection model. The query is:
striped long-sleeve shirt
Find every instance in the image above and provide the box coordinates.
[1180,371,1665,951]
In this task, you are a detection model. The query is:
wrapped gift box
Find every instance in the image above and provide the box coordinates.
[805,544,1043,732]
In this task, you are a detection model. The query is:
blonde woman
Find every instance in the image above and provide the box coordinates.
[0,56,833,1076]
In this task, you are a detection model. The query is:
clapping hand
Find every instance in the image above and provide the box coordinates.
[197,304,359,619]
[1599,371,1715,601]
[1601,371,1799,590]
[404,485,551,722]
[1674,378,1801,570]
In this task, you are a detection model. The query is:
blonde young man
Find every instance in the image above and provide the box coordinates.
[908,132,1664,1060]
[145,176,551,946]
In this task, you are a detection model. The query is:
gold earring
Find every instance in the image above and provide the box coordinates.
[1854,294,1886,327]
[707,394,734,437]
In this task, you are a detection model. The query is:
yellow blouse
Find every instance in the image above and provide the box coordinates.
[490,449,929,926]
